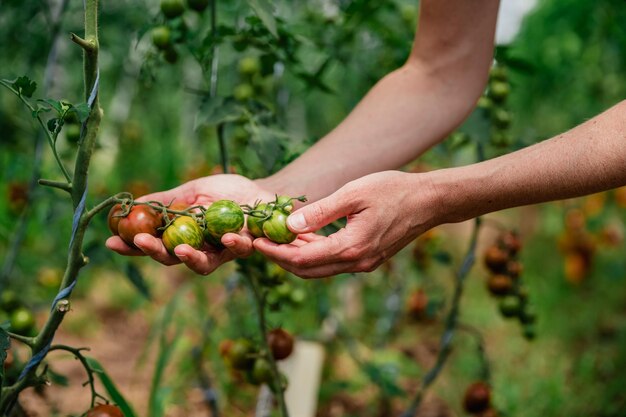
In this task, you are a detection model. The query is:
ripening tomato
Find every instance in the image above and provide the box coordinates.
[463,381,491,413]
[263,210,296,244]
[483,246,509,273]
[162,216,204,255]
[86,404,124,417]
[486,274,513,296]
[165,202,190,221]
[247,203,270,239]
[118,205,162,248]
[267,328,294,360]
[407,288,429,320]
[227,339,255,371]
[107,204,124,235]
[204,200,245,241]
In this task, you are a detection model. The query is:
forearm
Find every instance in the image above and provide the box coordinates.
[257,0,500,202]
[430,100,626,224]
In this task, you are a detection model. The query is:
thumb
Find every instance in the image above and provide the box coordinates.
[287,189,357,233]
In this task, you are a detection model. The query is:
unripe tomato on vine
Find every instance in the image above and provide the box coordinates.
[151,26,172,50]
[238,56,261,77]
[160,0,185,19]
[263,210,297,244]
[203,200,245,242]
[86,404,124,417]
[162,216,204,254]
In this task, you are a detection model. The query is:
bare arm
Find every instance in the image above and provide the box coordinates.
[258,0,501,202]
[255,100,626,278]
[432,100,626,223]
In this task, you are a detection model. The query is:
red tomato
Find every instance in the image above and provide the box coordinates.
[118,205,162,248]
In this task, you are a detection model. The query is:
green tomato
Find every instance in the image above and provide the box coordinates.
[238,56,261,77]
[160,0,185,19]
[204,200,245,241]
[498,295,521,318]
[492,108,511,129]
[488,81,510,103]
[151,26,172,50]
[65,123,81,144]
[250,358,273,385]
[276,196,295,213]
[247,202,270,238]
[233,83,254,101]
[10,307,35,334]
[228,338,255,371]
[162,216,204,255]
[263,210,297,244]
[0,290,20,312]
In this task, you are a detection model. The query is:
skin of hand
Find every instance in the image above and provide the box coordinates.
[106,174,275,275]
[255,100,626,278]
[254,171,441,278]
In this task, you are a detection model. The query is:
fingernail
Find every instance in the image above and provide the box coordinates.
[176,253,188,261]
[223,240,235,247]
[288,212,306,231]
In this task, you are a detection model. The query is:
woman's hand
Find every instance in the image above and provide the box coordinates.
[254,171,441,278]
[106,174,274,275]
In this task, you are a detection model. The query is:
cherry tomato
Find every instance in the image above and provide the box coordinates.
[118,205,162,248]
[276,195,295,213]
[267,328,294,360]
[227,339,255,371]
[10,307,35,335]
[520,304,537,325]
[463,381,491,413]
[107,204,124,235]
[498,295,521,318]
[165,202,191,221]
[151,26,171,50]
[407,288,428,320]
[500,230,522,255]
[486,274,513,296]
[162,216,204,254]
[160,0,185,19]
[204,200,244,241]
[506,261,523,279]
[263,210,296,244]
[250,358,273,385]
[488,80,509,102]
[522,324,536,340]
[86,404,124,417]
[65,123,82,144]
[238,56,261,77]
[0,290,20,312]
[483,246,509,273]
[233,83,254,101]
[247,203,270,239]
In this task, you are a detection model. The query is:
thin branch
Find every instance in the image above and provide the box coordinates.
[48,345,103,408]
[38,178,72,193]
[7,333,36,349]
[70,32,95,51]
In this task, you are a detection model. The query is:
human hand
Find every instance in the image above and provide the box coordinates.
[106,174,275,275]
[253,171,441,278]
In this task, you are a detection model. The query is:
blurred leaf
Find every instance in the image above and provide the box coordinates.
[38,98,63,113]
[11,76,36,97]
[432,251,452,265]
[85,357,138,417]
[196,97,244,128]
[47,368,69,387]
[361,361,405,397]
[248,0,278,38]
[250,125,287,172]
[72,102,91,123]
[124,261,152,300]
[47,117,60,133]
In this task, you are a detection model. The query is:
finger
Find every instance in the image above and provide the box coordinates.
[105,236,146,256]
[221,232,254,258]
[174,245,234,276]
[267,255,357,279]
[254,234,346,267]
[135,181,198,205]
[133,233,181,266]
[286,188,359,234]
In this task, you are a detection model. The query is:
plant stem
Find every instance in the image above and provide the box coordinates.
[399,217,482,417]
[241,264,290,417]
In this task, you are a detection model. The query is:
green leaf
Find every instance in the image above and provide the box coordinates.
[47,368,69,387]
[85,357,138,417]
[124,262,152,300]
[0,327,10,389]
[38,98,63,113]
[248,0,278,38]
[47,117,61,133]
[12,76,37,97]
[195,97,244,128]
[361,361,405,397]
[72,102,91,123]
[250,125,287,172]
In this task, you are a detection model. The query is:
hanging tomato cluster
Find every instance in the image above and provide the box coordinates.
[480,63,513,148]
[483,230,537,340]
[463,381,497,416]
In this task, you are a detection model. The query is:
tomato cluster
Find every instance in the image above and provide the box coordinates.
[405,288,439,323]
[247,195,306,244]
[483,230,536,340]
[557,208,596,285]
[0,290,36,337]
[481,63,514,148]
[219,328,294,389]
[85,403,124,417]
